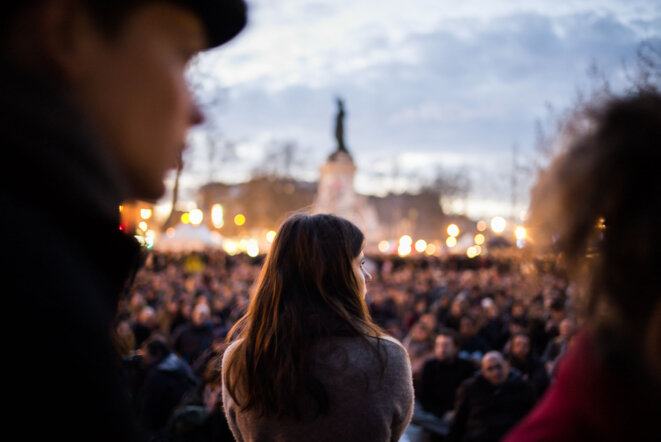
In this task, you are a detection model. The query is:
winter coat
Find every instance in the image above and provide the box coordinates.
[2,60,145,441]
[222,336,414,442]
[448,371,535,442]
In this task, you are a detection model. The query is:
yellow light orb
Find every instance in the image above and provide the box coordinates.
[447,224,459,237]
[425,243,437,255]
[378,240,390,254]
[266,230,276,243]
[138,221,148,232]
[180,212,190,224]
[446,236,457,248]
[234,214,246,226]
[491,216,506,233]
[474,233,485,245]
[398,243,412,257]
[476,220,487,231]
[467,246,478,258]
[140,208,152,220]
[119,205,124,213]
[211,204,224,228]
[189,209,203,225]
[399,235,412,246]
[415,239,427,252]
[474,245,482,255]
[515,226,527,240]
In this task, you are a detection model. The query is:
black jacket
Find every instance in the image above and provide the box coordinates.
[419,357,476,417]
[2,61,145,441]
[448,371,535,442]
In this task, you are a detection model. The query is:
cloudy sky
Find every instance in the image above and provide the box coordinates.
[176,0,661,221]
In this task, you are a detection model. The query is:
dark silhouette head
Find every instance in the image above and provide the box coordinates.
[529,91,661,384]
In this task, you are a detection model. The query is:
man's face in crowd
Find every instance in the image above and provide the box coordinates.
[511,335,530,361]
[482,352,508,386]
[66,3,206,199]
[434,335,457,361]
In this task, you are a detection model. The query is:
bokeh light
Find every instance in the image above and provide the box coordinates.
[211,204,224,228]
[378,240,390,254]
[140,208,152,220]
[446,236,457,248]
[415,239,427,252]
[189,209,203,225]
[490,216,506,233]
[447,224,459,237]
[234,214,246,226]
[266,230,276,243]
[474,233,485,245]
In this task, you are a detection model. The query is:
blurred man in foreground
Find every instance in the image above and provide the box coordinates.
[448,351,535,442]
[1,1,246,439]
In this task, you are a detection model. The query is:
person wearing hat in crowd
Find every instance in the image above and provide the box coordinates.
[1,1,246,440]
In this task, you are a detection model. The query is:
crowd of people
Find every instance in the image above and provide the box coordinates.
[115,249,576,441]
[5,0,659,440]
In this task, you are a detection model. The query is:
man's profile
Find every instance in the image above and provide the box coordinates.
[1,1,246,440]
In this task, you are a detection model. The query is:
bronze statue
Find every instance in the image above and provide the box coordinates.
[335,98,347,152]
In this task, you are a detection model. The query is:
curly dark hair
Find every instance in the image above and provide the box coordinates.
[529,92,661,334]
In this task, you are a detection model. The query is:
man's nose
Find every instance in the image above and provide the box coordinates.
[190,99,204,126]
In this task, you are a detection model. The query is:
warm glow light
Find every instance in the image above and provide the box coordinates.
[138,221,148,232]
[119,205,124,213]
[415,239,427,252]
[476,220,487,231]
[246,240,259,257]
[446,236,457,248]
[234,214,246,226]
[145,230,155,239]
[474,245,482,255]
[266,230,276,243]
[398,243,412,257]
[474,233,485,245]
[399,235,412,246]
[189,209,203,225]
[467,246,478,258]
[491,216,506,233]
[223,240,238,255]
[181,213,190,224]
[238,239,248,251]
[378,240,390,254]
[140,208,152,220]
[447,224,459,237]
[425,243,437,255]
[515,226,527,240]
[211,204,224,228]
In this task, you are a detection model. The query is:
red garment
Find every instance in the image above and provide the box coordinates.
[503,328,660,442]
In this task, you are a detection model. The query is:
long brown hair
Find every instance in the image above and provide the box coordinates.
[223,213,384,418]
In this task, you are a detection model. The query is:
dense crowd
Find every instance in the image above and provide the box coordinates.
[116,248,577,441]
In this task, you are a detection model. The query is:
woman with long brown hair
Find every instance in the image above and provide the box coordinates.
[222,213,414,441]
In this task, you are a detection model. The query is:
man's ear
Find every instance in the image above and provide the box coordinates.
[36,0,103,83]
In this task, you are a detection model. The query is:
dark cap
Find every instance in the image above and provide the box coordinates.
[180,0,248,49]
